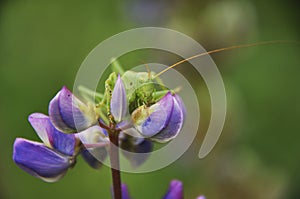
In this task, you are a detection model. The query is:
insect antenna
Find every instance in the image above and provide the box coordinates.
[153,40,299,78]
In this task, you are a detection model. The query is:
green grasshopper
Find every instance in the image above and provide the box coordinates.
[78,59,172,124]
[78,40,294,124]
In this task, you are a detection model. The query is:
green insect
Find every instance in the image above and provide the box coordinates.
[121,70,170,113]
[78,59,172,124]
[78,40,289,124]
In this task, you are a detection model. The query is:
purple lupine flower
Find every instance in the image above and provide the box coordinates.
[13,113,109,182]
[49,86,108,169]
[112,184,131,199]
[131,92,185,143]
[13,113,77,182]
[48,86,109,168]
[117,180,205,199]
[163,180,206,199]
[49,86,98,133]
[163,180,183,199]
[121,184,131,199]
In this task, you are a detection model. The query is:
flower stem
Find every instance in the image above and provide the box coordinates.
[108,130,122,199]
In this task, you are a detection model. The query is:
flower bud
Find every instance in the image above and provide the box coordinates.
[111,74,128,122]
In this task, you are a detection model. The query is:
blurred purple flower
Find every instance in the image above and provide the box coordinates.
[119,180,205,199]
[123,0,176,26]
[112,184,131,199]
[163,180,183,199]
[163,180,206,199]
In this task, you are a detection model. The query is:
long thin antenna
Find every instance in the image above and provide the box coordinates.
[153,40,299,78]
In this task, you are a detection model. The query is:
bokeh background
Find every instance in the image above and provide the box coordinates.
[1,0,299,199]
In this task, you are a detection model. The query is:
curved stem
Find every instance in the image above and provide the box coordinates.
[109,130,122,199]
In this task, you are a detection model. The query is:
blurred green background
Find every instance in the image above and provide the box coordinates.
[1,0,299,199]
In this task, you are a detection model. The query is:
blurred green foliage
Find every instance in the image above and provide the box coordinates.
[0,0,299,199]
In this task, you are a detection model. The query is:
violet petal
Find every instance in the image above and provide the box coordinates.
[49,91,75,133]
[174,94,186,118]
[163,180,183,199]
[132,92,174,137]
[13,138,73,182]
[80,148,105,169]
[76,125,109,145]
[151,94,185,143]
[58,87,87,129]
[111,183,132,199]
[120,133,153,167]
[28,113,51,147]
[121,184,132,199]
[111,74,127,122]
[49,86,97,132]
[29,113,76,156]
[76,126,109,168]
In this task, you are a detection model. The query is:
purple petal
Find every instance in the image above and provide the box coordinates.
[49,91,75,133]
[111,74,127,122]
[58,87,87,129]
[163,180,183,199]
[174,94,186,118]
[49,127,76,156]
[76,126,109,168]
[49,86,97,132]
[80,148,105,169]
[132,92,174,137]
[76,125,109,145]
[111,184,132,199]
[28,113,51,147]
[121,184,131,199]
[13,138,73,182]
[196,196,206,199]
[120,133,153,167]
[151,94,185,143]
[28,113,76,156]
